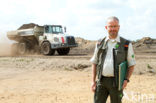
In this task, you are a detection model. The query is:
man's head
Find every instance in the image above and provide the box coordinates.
[105,16,120,39]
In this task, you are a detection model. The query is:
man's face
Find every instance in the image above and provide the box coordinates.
[105,19,120,38]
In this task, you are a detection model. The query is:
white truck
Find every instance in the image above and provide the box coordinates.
[7,25,78,55]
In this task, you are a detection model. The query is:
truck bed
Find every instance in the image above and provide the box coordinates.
[7,29,35,41]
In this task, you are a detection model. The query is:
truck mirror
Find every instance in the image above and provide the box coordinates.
[45,26,49,33]
[64,27,66,33]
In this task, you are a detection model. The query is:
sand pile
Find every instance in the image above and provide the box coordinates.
[72,37,156,54]
[70,37,96,55]
[133,37,156,53]
[18,23,39,30]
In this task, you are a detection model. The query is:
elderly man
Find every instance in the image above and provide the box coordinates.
[90,16,136,103]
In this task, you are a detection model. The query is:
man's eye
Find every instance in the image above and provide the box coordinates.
[108,26,118,28]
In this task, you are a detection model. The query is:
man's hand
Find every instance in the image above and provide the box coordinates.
[91,81,96,92]
[122,80,128,89]
[122,66,134,90]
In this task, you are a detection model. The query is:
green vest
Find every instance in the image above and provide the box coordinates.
[96,36,130,87]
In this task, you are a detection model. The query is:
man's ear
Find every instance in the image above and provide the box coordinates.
[105,26,107,30]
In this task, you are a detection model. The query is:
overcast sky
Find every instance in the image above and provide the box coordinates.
[0,0,156,42]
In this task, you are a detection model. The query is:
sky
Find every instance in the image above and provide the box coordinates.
[0,0,156,42]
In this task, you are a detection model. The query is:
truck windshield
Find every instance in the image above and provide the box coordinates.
[45,26,63,34]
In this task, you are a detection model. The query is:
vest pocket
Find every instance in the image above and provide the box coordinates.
[96,64,101,79]
[117,50,126,63]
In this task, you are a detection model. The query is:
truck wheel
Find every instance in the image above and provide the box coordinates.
[11,43,19,55]
[41,42,55,55]
[57,48,70,55]
[18,43,27,55]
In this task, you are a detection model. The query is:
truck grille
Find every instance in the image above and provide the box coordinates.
[66,36,76,45]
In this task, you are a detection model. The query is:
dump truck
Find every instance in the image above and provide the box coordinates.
[7,24,78,55]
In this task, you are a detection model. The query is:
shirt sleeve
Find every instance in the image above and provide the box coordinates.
[90,43,98,64]
[127,43,136,67]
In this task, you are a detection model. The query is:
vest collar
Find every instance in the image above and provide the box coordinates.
[105,35,120,43]
[101,35,120,49]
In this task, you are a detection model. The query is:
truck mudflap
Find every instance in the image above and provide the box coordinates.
[51,43,78,49]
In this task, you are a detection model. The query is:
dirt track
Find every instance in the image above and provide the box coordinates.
[0,54,156,103]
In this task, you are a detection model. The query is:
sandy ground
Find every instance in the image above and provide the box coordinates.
[0,54,156,103]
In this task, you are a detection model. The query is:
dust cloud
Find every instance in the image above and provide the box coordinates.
[0,34,12,56]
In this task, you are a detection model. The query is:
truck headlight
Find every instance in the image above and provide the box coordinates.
[54,37,59,42]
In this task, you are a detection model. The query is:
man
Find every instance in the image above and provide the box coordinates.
[90,16,136,103]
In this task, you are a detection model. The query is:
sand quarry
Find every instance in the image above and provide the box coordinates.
[0,37,156,103]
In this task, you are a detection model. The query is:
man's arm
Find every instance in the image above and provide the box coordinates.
[91,63,97,92]
[126,65,134,80]
[122,65,134,89]
[90,42,99,92]
[123,42,136,89]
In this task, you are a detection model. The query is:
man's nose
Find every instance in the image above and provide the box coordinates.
[111,27,116,30]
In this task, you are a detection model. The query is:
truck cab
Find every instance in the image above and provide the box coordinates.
[39,25,78,55]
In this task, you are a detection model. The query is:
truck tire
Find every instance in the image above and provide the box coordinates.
[57,48,70,55]
[18,43,27,55]
[11,43,19,55]
[41,42,55,55]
